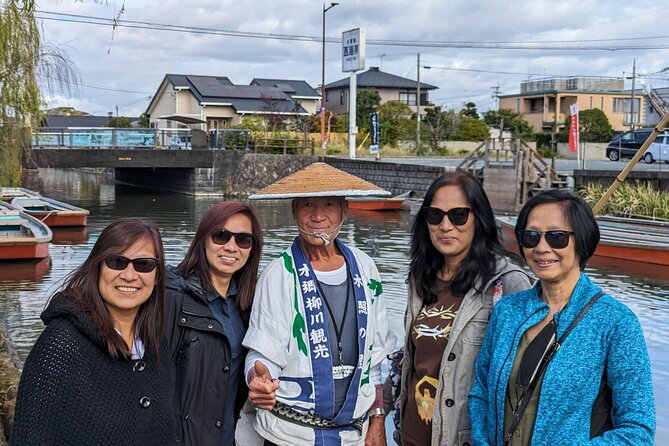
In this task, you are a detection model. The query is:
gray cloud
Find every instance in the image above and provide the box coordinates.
[37,0,669,117]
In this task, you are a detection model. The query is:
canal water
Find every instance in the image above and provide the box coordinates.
[0,168,667,443]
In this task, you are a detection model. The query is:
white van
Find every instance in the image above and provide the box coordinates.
[644,134,669,163]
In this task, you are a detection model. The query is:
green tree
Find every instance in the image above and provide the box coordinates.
[1,0,78,185]
[561,108,614,143]
[356,90,381,134]
[456,118,490,141]
[482,108,534,138]
[377,100,413,146]
[107,116,132,128]
[46,106,89,116]
[460,102,479,120]
[138,114,150,128]
[423,106,446,151]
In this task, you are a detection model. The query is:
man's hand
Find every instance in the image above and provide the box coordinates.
[248,360,279,410]
[365,416,387,446]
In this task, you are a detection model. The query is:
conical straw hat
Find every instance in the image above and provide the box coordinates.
[248,162,390,199]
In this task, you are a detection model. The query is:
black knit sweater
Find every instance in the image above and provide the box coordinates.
[10,293,175,446]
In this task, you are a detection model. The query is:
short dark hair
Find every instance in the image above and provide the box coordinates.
[409,171,521,303]
[515,189,599,270]
[177,201,263,311]
[60,218,166,360]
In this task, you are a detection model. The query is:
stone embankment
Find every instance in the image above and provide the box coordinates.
[0,327,19,445]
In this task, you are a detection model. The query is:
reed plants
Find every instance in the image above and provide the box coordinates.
[580,182,669,220]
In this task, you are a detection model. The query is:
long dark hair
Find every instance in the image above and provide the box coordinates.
[516,189,599,270]
[409,171,521,303]
[61,218,166,360]
[177,201,263,311]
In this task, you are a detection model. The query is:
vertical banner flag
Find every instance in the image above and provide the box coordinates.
[370,112,380,154]
[569,103,579,153]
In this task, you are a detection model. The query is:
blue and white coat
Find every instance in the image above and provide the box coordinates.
[468,273,655,446]
[243,238,395,445]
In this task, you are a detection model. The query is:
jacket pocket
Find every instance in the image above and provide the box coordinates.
[176,335,200,364]
[460,319,488,346]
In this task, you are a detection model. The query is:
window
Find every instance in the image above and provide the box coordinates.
[613,97,640,113]
[325,93,329,103]
[589,96,593,108]
[340,90,345,105]
[516,99,521,111]
[600,97,604,110]
[399,92,417,106]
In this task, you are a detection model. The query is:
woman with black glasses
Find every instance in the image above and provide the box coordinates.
[397,172,531,446]
[11,218,173,445]
[164,201,263,446]
[469,189,655,445]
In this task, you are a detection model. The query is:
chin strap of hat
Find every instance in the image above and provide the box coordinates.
[297,221,344,246]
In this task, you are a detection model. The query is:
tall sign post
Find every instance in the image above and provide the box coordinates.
[342,28,365,159]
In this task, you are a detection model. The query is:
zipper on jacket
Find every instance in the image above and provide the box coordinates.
[493,305,544,445]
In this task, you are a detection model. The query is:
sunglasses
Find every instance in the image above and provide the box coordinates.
[517,230,574,249]
[424,207,470,226]
[104,255,159,273]
[211,229,254,249]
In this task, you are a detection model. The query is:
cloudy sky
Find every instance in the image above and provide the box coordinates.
[35,0,669,118]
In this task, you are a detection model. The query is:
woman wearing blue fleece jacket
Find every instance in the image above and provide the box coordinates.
[469,189,655,446]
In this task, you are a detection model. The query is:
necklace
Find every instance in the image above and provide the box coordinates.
[315,262,351,364]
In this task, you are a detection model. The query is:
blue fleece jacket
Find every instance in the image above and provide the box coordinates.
[468,273,655,446]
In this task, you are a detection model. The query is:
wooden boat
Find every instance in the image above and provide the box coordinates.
[496,215,669,267]
[0,257,51,283]
[347,192,410,212]
[0,201,52,260]
[2,187,89,227]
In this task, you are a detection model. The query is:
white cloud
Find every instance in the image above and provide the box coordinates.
[35,0,669,117]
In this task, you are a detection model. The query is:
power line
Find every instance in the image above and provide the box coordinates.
[34,10,669,51]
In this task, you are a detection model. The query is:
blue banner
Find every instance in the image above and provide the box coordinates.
[370,112,379,154]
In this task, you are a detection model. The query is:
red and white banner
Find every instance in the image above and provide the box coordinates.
[568,103,579,153]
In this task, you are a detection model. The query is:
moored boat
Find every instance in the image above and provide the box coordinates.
[496,215,669,267]
[2,187,89,227]
[0,201,52,260]
[347,192,411,212]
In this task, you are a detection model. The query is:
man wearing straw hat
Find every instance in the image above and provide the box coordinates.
[242,163,396,446]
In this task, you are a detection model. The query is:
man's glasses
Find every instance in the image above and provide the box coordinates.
[104,255,159,273]
[423,207,470,226]
[211,229,254,249]
[517,230,574,249]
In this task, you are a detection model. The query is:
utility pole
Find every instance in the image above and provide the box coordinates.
[320,2,338,152]
[416,53,421,152]
[630,58,636,130]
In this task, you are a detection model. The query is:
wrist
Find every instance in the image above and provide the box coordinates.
[368,407,386,418]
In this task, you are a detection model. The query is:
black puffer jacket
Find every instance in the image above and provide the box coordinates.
[11,293,174,446]
[165,266,250,446]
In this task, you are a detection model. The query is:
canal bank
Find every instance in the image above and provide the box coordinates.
[0,327,18,445]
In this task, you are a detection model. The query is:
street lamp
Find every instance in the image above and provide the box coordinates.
[321,2,338,151]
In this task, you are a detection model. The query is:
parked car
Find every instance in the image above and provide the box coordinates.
[643,134,669,164]
[606,129,652,161]
[168,135,191,150]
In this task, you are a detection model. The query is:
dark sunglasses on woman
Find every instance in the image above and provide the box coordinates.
[105,255,159,273]
[211,229,254,249]
[516,230,574,249]
[424,207,470,226]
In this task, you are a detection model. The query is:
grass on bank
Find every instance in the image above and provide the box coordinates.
[580,182,669,220]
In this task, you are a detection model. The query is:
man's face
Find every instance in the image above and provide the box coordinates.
[293,197,347,246]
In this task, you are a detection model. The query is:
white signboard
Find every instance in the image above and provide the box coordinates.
[342,28,366,72]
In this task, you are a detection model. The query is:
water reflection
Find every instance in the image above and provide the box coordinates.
[0,168,667,442]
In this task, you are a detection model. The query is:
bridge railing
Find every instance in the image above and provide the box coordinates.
[32,127,194,150]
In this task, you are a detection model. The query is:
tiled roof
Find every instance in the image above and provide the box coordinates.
[250,78,320,97]
[42,115,112,128]
[325,67,437,90]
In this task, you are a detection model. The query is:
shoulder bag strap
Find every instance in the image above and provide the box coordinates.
[503,290,606,445]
